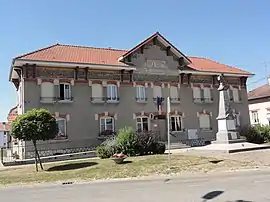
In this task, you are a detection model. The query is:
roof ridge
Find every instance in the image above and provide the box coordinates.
[58,44,128,52]
[15,44,60,60]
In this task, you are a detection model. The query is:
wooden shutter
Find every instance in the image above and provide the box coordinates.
[41,82,54,101]
[92,84,102,97]
[170,86,178,98]
[203,87,211,99]
[199,114,210,129]
[153,86,162,97]
[193,87,201,99]
[232,88,240,102]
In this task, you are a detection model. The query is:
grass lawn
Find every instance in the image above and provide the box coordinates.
[0,154,253,186]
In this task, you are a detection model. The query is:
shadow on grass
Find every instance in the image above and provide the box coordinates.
[47,162,98,171]
[122,160,132,164]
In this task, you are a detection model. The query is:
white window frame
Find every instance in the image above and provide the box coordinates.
[199,114,211,130]
[136,116,150,132]
[59,83,72,101]
[100,117,115,133]
[251,111,259,124]
[107,84,118,102]
[170,115,183,132]
[55,118,67,140]
[202,87,212,102]
[136,85,146,101]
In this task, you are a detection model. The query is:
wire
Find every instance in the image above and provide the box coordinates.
[247,76,268,86]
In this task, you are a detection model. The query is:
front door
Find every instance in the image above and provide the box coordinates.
[151,115,167,141]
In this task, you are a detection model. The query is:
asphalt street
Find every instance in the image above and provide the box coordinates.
[1,170,270,202]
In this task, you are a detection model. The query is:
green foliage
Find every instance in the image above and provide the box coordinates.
[152,142,166,154]
[239,124,270,144]
[117,127,137,156]
[11,108,58,141]
[96,127,166,159]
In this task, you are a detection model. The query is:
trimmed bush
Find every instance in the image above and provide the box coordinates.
[96,127,166,159]
[239,125,270,144]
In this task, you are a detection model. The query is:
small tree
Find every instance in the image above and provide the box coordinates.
[11,108,58,171]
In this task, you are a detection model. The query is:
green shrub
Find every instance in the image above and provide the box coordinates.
[117,127,137,156]
[239,125,265,144]
[96,146,111,159]
[97,136,120,158]
[97,127,167,158]
[135,131,157,155]
[154,142,166,154]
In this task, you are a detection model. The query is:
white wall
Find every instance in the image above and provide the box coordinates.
[249,101,270,125]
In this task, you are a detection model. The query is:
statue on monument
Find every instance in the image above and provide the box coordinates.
[217,74,234,120]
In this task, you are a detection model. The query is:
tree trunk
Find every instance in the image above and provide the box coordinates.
[33,141,38,172]
[33,140,43,170]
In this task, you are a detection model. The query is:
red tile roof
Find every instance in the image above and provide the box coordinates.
[248,84,270,100]
[15,40,252,75]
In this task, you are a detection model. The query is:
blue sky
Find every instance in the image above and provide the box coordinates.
[0,0,269,121]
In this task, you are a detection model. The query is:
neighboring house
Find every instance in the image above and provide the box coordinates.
[9,32,252,159]
[0,122,11,148]
[248,78,270,125]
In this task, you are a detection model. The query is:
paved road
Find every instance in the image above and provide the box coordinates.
[1,170,270,202]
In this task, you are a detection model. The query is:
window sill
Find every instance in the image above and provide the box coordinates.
[40,101,56,104]
[199,128,213,132]
[58,100,74,103]
[136,100,148,103]
[106,100,120,104]
[91,100,105,104]
[170,100,181,104]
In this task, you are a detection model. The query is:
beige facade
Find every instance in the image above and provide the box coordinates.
[9,33,251,159]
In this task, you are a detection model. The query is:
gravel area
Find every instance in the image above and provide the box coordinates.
[170,148,270,166]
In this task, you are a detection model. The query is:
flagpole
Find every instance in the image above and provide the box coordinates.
[166,97,171,169]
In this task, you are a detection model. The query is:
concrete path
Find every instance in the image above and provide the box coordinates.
[1,169,270,201]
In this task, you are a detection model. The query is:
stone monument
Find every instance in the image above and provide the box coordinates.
[214,74,244,144]
[189,74,270,153]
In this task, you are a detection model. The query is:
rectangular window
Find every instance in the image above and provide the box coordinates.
[55,118,67,140]
[100,117,115,133]
[234,113,241,127]
[251,111,259,124]
[193,87,201,102]
[107,84,118,101]
[91,84,103,102]
[232,88,240,102]
[136,117,149,132]
[40,82,55,102]
[136,86,146,101]
[170,86,180,102]
[199,114,211,130]
[59,83,72,101]
[203,87,212,102]
[170,116,182,132]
